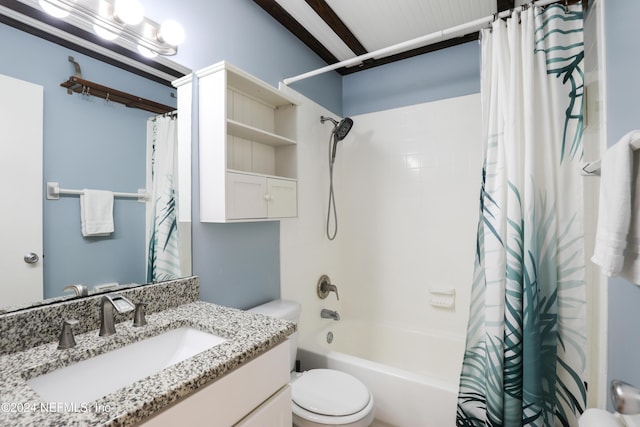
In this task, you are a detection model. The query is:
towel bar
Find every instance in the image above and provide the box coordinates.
[581,159,601,176]
[582,134,640,176]
[46,182,147,202]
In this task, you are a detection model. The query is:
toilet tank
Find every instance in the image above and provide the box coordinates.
[249,299,301,372]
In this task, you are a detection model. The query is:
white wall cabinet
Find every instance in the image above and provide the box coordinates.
[141,342,291,426]
[226,172,297,220]
[196,61,298,222]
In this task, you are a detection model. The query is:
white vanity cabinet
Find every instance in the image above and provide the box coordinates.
[195,61,298,222]
[141,341,291,426]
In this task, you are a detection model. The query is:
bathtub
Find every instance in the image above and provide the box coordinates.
[297,319,465,427]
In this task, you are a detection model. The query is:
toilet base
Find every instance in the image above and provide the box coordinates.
[292,409,375,427]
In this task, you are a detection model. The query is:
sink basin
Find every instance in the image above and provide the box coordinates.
[27,327,227,404]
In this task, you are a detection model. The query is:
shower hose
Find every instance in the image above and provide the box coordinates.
[326,132,338,240]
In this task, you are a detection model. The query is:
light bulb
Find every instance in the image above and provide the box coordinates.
[93,25,118,41]
[159,20,185,46]
[137,45,158,58]
[114,0,144,25]
[39,0,69,18]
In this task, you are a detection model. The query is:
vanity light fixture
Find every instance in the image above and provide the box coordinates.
[37,0,185,56]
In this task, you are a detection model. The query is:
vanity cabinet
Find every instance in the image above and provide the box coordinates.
[196,61,298,222]
[141,341,291,426]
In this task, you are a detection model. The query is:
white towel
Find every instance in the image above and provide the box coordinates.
[592,130,640,283]
[80,189,114,237]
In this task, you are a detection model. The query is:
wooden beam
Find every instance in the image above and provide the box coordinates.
[253,0,342,68]
[304,0,368,56]
[497,0,515,12]
[340,33,479,75]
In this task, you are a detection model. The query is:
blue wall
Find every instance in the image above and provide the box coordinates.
[141,0,343,117]
[0,23,175,298]
[604,0,640,408]
[343,41,481,117]
[135,0,344,309]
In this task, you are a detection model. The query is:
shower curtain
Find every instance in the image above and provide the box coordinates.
[146,115,182,282]
[457,4,586,426]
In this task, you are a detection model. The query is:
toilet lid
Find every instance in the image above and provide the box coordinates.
[291,369,370,417]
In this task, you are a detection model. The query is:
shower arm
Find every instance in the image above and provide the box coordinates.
[320,115,339,129]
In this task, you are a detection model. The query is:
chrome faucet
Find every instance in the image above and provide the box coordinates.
[321,308,340,321]
[63,284,88,297]
[99,293,135,336]
[612,380,640,414]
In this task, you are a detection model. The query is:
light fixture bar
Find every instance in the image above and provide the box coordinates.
[37,0,179,56]
[1,1,190,83]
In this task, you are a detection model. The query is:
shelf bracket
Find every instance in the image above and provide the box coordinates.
[66,56,83,95]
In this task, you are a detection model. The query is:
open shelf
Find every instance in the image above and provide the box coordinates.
[227,119,295,147]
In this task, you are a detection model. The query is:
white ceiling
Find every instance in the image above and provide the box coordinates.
[273,0,497,63]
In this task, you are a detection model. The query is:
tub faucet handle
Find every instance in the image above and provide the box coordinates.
[58,318,79,350]
[318,275,339,300]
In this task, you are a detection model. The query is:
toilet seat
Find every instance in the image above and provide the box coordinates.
[291,369,374,426]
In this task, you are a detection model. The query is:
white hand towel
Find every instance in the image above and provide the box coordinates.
[80,189,114,237]
[592,130,640,283]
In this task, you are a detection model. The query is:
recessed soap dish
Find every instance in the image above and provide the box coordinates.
[429,288,455,309]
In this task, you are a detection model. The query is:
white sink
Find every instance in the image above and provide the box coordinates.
[27,327,227,404]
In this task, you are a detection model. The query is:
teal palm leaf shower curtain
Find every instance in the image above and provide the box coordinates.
[457,4,586,426]
[146,115,182,282]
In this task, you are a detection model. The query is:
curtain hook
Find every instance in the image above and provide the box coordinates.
[105,93,110,103]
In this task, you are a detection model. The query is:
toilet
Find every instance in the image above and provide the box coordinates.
[249,299,375,427]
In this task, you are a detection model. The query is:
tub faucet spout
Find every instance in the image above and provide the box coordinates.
[321,308,340,321]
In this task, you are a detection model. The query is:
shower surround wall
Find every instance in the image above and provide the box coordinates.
[280,91,482,341]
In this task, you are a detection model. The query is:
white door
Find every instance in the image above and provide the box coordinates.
[0,74,44,306]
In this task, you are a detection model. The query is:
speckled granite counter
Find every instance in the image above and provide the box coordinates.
[0,292,295,426]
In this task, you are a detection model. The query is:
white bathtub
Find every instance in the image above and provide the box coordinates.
[297,320,465,427]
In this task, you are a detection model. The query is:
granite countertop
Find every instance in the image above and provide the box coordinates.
[0,301,295,426]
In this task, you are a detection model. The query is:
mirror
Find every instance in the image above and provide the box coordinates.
[0,17,191,312]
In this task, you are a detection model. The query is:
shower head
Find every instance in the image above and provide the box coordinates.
[320,116,354,141]
[334,117,353,141]
[321,115,354,165]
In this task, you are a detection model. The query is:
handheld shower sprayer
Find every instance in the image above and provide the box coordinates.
[320,115,354,240]
[321,115,354,165]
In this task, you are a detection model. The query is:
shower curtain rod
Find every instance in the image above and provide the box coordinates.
[282,0,565,86]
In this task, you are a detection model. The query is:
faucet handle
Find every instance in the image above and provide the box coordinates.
[133,302,149,327]
[317,275,339,300]
[58,318,79,350]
